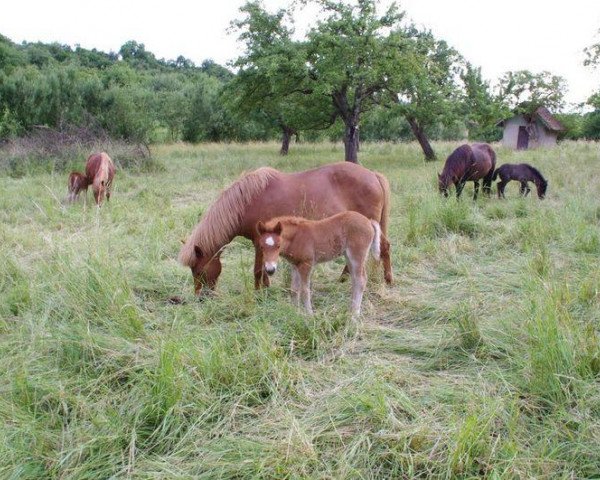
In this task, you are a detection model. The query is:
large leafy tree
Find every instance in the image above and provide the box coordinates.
[229,1,334,154]
[497,70,567,114]
[302,0,408,162]
[386,30,462,160]
[460,63,506,141]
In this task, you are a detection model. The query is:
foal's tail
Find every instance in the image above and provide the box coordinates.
[492,169,499,181]
[369,220,382,261]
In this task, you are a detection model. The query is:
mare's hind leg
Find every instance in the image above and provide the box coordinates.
[380,235,393,284]
[473,181,480,201]
[253,244,270,289]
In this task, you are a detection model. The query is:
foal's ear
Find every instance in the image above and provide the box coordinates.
[437,172,442,180]
[194,245,203,258]
[273,221,282,235]
[256,221,266,235]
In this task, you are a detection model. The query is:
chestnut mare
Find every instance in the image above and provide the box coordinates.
[438,143,496,199]
[256,212,382,316]
[179,162,393,297]
[67,171,89,202]
[493,163,548,199]
[85,152,115,206]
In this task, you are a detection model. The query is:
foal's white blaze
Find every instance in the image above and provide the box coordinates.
[265,236,275,246]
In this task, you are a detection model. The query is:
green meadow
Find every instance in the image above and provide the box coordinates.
[1,141,599,478]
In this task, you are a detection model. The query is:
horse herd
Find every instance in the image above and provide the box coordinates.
[68,143,548,315]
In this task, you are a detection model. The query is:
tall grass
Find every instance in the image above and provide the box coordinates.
[1,140,599,478]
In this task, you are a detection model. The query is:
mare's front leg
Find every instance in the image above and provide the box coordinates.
[455,181,465,199]
[473,181,480,201]
[297,263,313,315]
[253,244,270,289]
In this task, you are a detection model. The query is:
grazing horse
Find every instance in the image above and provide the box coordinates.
[66,171,89,202]
[178,162,393,297]
[438,143,496,199]
[493,163,548,199]
[85,152,115,206]
[256,212,382,316]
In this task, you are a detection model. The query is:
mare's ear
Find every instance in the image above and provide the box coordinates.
[257,221,266,235]
[194,245,203,258]
[274,221,282,235]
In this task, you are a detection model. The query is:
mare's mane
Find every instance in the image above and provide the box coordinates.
[179,167,280,267]
[441,144,472,180]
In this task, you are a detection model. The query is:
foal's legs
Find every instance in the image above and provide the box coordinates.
[253,244,270,289]
[520,181,531,197]
[290,266,301,306]
[497,180,508,199]
[473,181,480,201]
[297,263,313,314]
[347,250,368,317]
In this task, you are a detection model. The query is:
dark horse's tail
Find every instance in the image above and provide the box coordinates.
[492,168,500,181]
[482,145,497,193]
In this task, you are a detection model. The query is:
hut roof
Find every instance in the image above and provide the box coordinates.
[496,106,565,132]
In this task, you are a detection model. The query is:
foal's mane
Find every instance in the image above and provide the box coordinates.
[179,167,280,267]
[525,164,547,185]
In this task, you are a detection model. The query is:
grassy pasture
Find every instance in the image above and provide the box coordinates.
[1,141,599,478]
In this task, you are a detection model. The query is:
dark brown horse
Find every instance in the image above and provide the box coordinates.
[85,152,115,206]
[438,143,496,199]
[179,162,393,297]
[66,171,89,202]
[493,163,548,199]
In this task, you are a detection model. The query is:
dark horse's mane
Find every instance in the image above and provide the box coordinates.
[441,144,472,180]
[525,164,547,185]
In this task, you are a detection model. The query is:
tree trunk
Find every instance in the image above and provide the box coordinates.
[280,127,295,155]
[343,122,360,163]
[407,116,436,161]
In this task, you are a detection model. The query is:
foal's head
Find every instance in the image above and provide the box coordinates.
[256,221,283,276]
[536,179,548,199]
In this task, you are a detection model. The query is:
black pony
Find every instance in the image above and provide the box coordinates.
[493,163,548,199]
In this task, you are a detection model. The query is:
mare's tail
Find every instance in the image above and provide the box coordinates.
[369,220,382,261]
[374,172,390,237]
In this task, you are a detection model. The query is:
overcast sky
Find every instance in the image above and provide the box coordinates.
[2,0,599,109]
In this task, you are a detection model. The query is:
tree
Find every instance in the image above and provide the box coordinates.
[497,70,567,114]
[230,1,334,155]
[460,63,506,141]
[387,30,462,160]
[302,0,408,162]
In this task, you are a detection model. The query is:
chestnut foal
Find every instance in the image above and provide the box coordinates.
[67,171,89,203]
[256,211,383,316]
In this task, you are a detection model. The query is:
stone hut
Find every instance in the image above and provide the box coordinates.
[498,106,565,150]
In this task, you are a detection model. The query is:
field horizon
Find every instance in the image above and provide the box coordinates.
[1,140,599,478]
